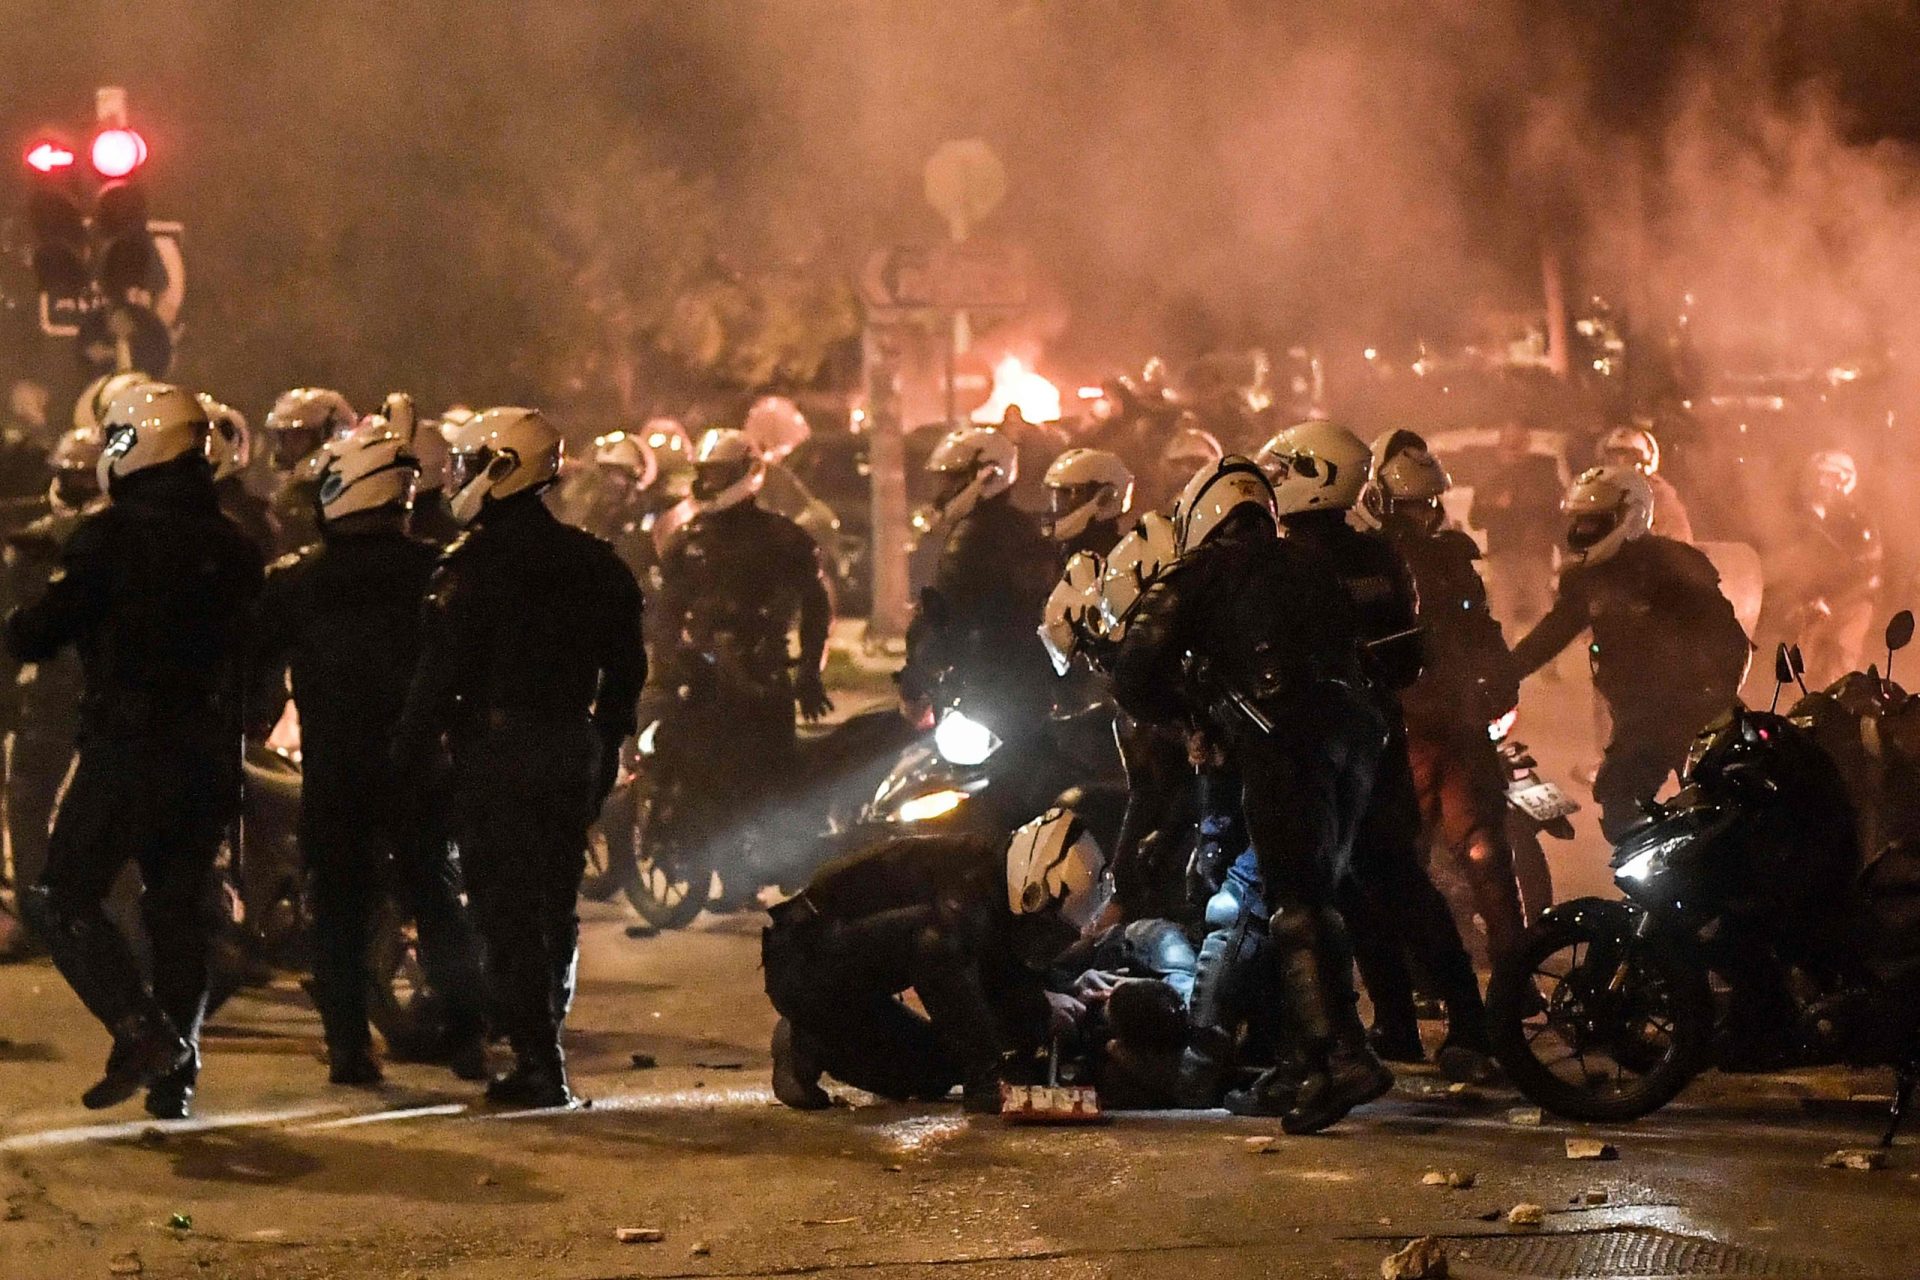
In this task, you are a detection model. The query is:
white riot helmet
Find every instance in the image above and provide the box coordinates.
[1005,807,1109,931]
[640,416,692,464]
[691,428,766,511]
[1172,456,1276,556]
[740,395,811,462]
[75,371,150,434]
[445,407,563,525]
[265,387,357,471]
[1043,448,1135,542]
[924,426,1017,527]
[1361,428,1450,534]
[1806,449,1859,502]
[1600,424,1660,475]
[50,427,104,514]
[1563,465,1654,566]
[195,394,251,483]
[319,430,418,522]
[376,395,454,494]
[1099,511,1180,638]
[591,430,659,491]
[1040,551,1107,676]
[97,382,209,493]
[1256,420,1372,517]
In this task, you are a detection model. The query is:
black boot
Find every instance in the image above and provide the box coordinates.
[145,1061,197,1120]
[771,1018,831,1110]
[1279,907,1393,1135]
[328,1045,385,1087]
[83,1011,191,1111]
[486,1041,576,1109]
[446,1035,490,1083]
[1224,1063,1302,1117]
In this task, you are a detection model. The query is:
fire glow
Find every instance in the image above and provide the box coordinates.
[972,356,1062,425]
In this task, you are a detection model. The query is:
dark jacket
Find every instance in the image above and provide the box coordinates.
[251,519,440,758]
[901,494,1057,718]
[1388,525,1517,731]
[1511,535,1750,715]
[1281,510,1424,692]
[5,457,264,741]
[655,500,831,686]
[1469,453,1562,556]
[217,475,279,555]
[392,492,645,762]
[1113,520,1363,731]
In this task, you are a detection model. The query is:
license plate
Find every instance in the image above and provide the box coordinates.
[1509,780,1580,822]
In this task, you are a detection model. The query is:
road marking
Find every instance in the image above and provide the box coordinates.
[0,1103,342,1152]
[296,1103,470,1131]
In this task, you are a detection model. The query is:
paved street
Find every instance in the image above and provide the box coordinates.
[2,672,1917,1280]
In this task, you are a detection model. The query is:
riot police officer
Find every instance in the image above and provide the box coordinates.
[393,407,645,1108]
[1113,457,1391,1134]
[1042,448,1135,562]
[655,428,834,738]
[1512,466,1750,839]
[766,808,1101,1112]
[900,426,1057,731]
[1363,431,1525,971]
[262,387,357,556]
[198,394,276,552]
[252,430,486,1086]
[1599,424,1692,544]
[8,383,263,1117]
[1258,421,1492,1078]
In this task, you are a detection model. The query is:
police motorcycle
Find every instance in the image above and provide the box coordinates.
[1488,614,1920,1142]
[1491,710,1574,926]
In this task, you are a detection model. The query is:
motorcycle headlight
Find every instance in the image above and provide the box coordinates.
[895,788,970,824]
[1615,833,1688,886]
[934,710,1002,767]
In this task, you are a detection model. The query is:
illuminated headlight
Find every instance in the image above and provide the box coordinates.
[636,720,661,758]
[934,711,1001,767]
[1615,835,1687,885]
[1488,708,1517,742]
[895,788,969,824]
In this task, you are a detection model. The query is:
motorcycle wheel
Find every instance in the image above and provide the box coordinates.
[580,784,640,902]
[1488,912,1711,1123]
[621,796,711,930]
[366,900,441,1057]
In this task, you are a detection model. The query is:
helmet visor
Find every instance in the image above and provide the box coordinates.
[692,457,752,502]
[448,445,497,496]
[53,466,99,509]
[1386,494,1444,534]
[1567,511,1618,552]
[270,426,325,471]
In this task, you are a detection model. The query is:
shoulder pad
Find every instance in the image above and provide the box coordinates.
[1434,529,1483,561]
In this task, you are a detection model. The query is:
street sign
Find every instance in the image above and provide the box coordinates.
[924,139,1007,242]
[860,241,1029,313]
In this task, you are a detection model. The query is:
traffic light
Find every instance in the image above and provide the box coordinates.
[23,131,89,313]
[91,179,155,298]
[88,128,146,179]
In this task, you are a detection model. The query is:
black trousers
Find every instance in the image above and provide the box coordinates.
[762,904,1002,1101]
[33,727,237,1069]
[451,724,599,1068]
[1594,704,1713,841]
[301,755,484,1057]
[8,700,79,892]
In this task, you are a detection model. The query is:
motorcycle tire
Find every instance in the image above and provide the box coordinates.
[1488,910,1711,1124]
[620,796,712,930]
[580,785,641,903]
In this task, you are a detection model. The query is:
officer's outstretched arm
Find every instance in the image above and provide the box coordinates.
[1509,573,1587,680]
[797,543,833,678]
[4,518,108,665]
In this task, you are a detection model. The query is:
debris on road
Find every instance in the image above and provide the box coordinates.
[475,1175,498,1187]
[1245,1135,1278,1151]
[616,1227,667,1244]
[1506,1107,1543,1126]
[883,1164,904,1173]
[798,1217,860,1227]
[1565,1138,1618,1161]
[690,1241,711,1257]
[1447,1171,1476,1189]
[166,1212,192,1231]
[1421,1170,1449,1186]
[694,1060,745,1070]
[1380,1235,1448,1279]
[1823,1148,1888,1171]
[108,1253,142,1276]
[1507,1203,1547,1227]
[630,1053,658,1070]
[1580,1190,1609,1206]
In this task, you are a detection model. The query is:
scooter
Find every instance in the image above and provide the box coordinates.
[1488,613,1920,1142]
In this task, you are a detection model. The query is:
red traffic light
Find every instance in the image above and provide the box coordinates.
[24,140,76,174]
[90,128,147,179]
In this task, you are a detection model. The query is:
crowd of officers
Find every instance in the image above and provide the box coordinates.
[0,362,1854,1136]
[767,414,1756,1135]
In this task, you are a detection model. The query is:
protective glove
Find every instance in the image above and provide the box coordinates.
[796,670,834,722]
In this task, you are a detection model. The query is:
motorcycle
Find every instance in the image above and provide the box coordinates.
[1495,717,1575,926]
[845,667,1129,861]
[601,627,914,930]
[1488,613,1920,1142]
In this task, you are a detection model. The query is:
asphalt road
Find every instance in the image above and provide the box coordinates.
[2,662,1915,1280]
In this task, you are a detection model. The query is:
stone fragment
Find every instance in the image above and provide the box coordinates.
[1507,1203,1546,1227]
[1565,1138,1617,1161]
[1380,1235,1448,1280]
[616,1227,667,1244]
[1823,1148,1888,1171]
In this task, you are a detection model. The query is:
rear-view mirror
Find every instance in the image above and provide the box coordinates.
[1774,644,1794,687]
[1888,610,1915,653]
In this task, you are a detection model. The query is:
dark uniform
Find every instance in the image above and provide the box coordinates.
[217,472,278,554]
[901,492,1057,733]
[251,515,486,1078]
[393,491,645,1104]
[1513,535,1749,839]
[1113,510,1388,1130]
[8,456,263,1115]
[1387,523,1525,969]
[1281,509,1491,1068]
[764,833,1063,1111]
